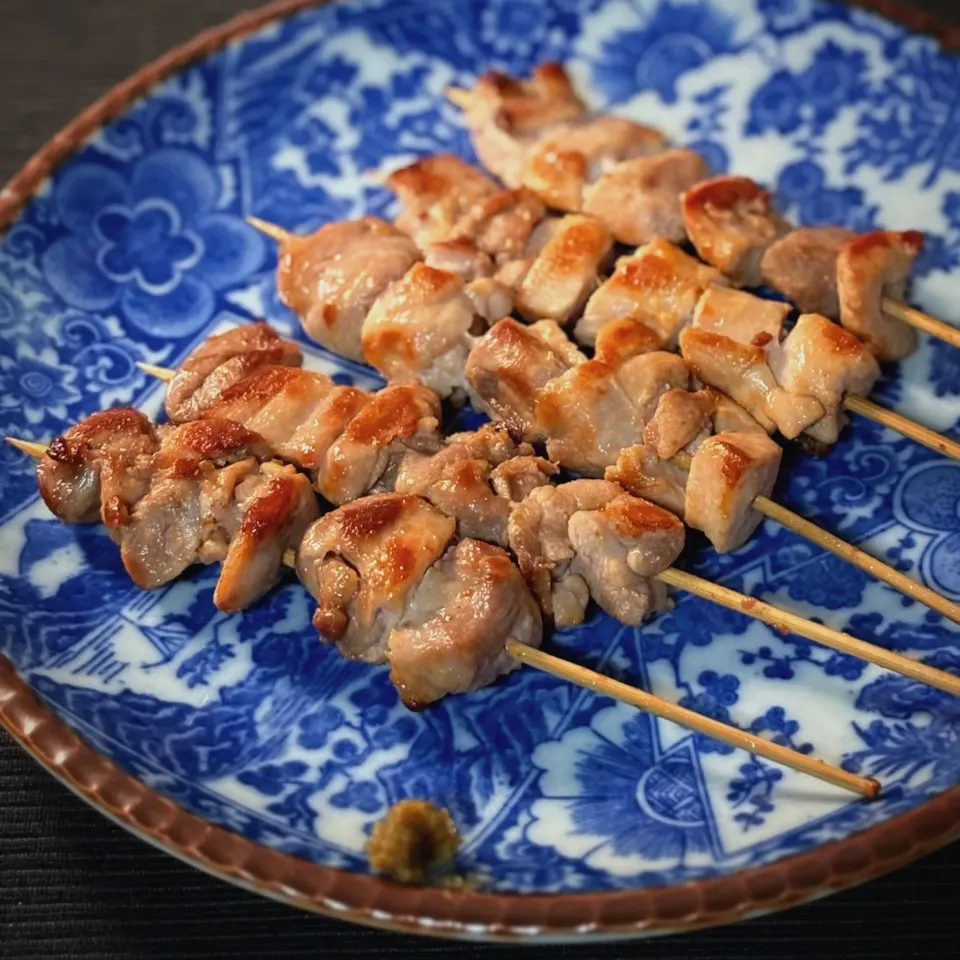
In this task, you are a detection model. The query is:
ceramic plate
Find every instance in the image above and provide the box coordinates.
[1,0,958,943]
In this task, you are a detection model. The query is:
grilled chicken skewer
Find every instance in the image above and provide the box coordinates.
[11,417,960,699]
[445,65,960,354]
[379,154,959,462]
[6,432,880,796]
[244,212,960,622]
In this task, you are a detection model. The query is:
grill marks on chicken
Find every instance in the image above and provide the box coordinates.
[38,410,319,610]
[297,493,542,706]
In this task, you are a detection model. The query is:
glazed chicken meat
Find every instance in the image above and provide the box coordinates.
[37,409,319,611]
[296,493,542,706]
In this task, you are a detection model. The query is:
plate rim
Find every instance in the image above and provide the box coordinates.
[1,0,958,942]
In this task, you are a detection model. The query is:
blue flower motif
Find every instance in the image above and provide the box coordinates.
[746,69,803,135]
[894,462,960,598]
[298,704,346,749]
[42,149,265,338]
[0,346,82,425]
[330,779,382,813]
[678,670,740,755]
[593,1,739,105]
[480,0,554,59]
[777,160,824,201]
[757,0,816,36]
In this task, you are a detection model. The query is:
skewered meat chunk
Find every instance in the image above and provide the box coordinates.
[605,443,689,519]
[165,323,302,423]
[466,318,584,439]
[276,218,420,361]
[575,239,726,349]
[680,326,824,438]
[523,115,667,212]
[507,480,683,626]
[511,214,613,324]
[318,383,442,505]
[684,431,781,552]
[393,423,552,544]
[760,226,854,317]
[693,286,790,346]
[582,149,709,247]
[297,494,456,663]
[37,408,158,524]
[836,230,923,361]
[388,539,543,709]
[464,62,587,188]
[643,388,714,459]
[682,176,790,286]
[38,411,319,608]
[390,154,545,262]
[592,317,664,365]
[773,313,880,445]
[361,263,479,398]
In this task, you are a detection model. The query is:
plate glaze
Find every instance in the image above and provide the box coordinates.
[0,0,959,942]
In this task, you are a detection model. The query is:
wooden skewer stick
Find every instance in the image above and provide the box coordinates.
[13,434,960,697]
[668,451,960,625]
[444,89,960,354]
[842,394,960,463]
[507,642,878,798]
[2,434,880,798]
[657,568,960,697]
[883,297,960,351]
[137,362,174,382]
[246,216,295,246]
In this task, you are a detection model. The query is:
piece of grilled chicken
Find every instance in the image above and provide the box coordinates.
[163,324,691,630]
[36,409,319,611]
[165,323,554,545]
[448,64,924,361]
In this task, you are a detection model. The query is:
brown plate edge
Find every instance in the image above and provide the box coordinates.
[0,0,958,943]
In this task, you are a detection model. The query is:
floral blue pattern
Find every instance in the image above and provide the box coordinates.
[0,0,959,910]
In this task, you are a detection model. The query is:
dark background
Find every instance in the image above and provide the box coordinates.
[1,2,958,957]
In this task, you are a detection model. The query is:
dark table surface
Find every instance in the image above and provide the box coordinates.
[1,2,958,958]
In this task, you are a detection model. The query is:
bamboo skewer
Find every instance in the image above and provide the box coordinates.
[443,85,960,355]
[2,436,880,798]
[10,434,960,698]
[667,451,960,625]
[842,394,960,463]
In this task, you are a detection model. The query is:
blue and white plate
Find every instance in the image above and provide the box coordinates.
[1,0,958,942]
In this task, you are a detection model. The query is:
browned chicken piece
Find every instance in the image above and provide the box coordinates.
[490,455,559,502]
[296,494,456,663]
[390,154,546,263]
[511,214,613,324]
[592,317,664,365]
[615,351,693,422]
[276,218,420,361]
[388,539,543,709]
[392,423,548,544]
[465,318,583,439]
[523,116,667,212]
[37,408,158,525]
[463,62,587,188]
[693,286,790,346]
[836,230,923,361]
[706,388,770,435]
[319,384,442,505]
[682,176,790,286]
[535,360,650,476]
[679,327,825,438]
[165,323,303,423]
[507,480,683,626]
[773,313,880,445]
[583,149,709,247]
[361,263,478,398]
[423,237,494,281]
[760,226,854,316]
[213,464,319,612]
[605,443,689,519]
[684,431,781,552]
[575,239,725,349]
[643,388,714,459]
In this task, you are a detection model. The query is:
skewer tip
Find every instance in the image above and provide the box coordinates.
[136,361,175,382]
[444,86,473,110]
[5,436,47,458]
[246,216,295,245]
